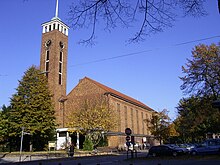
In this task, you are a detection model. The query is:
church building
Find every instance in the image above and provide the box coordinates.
[39,0,156,150]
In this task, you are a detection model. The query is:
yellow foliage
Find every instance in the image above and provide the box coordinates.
[67,94,117,134]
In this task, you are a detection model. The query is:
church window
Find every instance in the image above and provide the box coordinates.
[46,50,49,61]
[59,73,62,85]
[49,25,51,31]
[59,62,62,73]
[59,51,63,85]
[136,110,139,134]
[117,103,121,131]
[124,106,127,128]
[46,62,49,78]
[145,114,148,133]
[45,50,49,76]
[59,51,63,73]
[131,108,134,130]
[64,28,66,35]
[46,62,49,71]
[141,112,144,134]
[60,52,63,62]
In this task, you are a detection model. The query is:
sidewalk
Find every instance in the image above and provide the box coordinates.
[0,150,122,164]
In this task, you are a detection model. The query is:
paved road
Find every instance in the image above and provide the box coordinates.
[1,151,220,165]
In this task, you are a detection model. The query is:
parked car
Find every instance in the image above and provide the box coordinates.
[178,143,195,152]
[190,138,220,155]
[165,144,189,154]
[148,145,184,157]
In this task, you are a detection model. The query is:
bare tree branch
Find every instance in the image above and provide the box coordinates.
[67,0,213,45]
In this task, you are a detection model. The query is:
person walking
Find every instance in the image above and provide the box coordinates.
[69,143,75,157]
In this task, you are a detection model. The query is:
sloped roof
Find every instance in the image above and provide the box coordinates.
[84,77,154,112]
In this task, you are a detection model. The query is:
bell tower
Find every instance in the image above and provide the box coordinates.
[40,0,69,127]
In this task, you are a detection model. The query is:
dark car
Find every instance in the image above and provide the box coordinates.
[148,145,184,157]
[190,138,220,155]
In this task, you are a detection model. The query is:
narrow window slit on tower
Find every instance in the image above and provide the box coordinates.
[59,62,62,73]
[60,52,63,62]
[46,50,50,60]
[46,62,49,72]
[59,73,62,85]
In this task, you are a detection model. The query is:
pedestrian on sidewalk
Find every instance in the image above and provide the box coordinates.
[69,143,75,157]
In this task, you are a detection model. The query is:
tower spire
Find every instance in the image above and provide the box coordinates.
[55,0,59,18]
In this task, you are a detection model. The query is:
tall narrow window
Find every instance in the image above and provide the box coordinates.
[117,103,121,132]
[146,114,149,134]
[58,51,63,85]
[131,108,134,131]
[141,112,144,134]
[124,106,127,128]
[49,25,51,31]
[46,62,49,72]
[46,50,49,60]
[59,63,62,73]
[59,73,62,85]
[45,50,50,78]
[136,110,139,134]
[60,52,63,62]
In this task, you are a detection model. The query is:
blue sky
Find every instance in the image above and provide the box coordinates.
[0,0,220,120]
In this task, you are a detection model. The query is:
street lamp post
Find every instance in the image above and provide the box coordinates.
[19,127,30,162]
[58,97,67,128]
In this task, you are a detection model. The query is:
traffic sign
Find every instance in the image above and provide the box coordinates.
[125,128,132,135]
[126,136,130,141]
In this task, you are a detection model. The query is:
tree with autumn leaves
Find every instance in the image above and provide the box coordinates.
[146,109,179,144]
[175,43,220,142]
[67,94,117,149]
[148,43,220,144]
[180,43,220,99]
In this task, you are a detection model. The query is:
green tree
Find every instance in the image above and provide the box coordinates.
[83,136,94,151]
[147,109,171,144]
[68,94,117,147]
[7,66,56,151]
[176,96,220,143]
[0,105,12,151]
[68,0,218,44]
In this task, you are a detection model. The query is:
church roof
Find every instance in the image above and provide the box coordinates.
[84,77,154,112]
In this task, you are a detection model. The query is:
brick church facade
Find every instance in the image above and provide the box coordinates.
[65,77,155,147]
[39,0,156,149]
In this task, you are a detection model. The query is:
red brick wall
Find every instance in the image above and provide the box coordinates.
[65,78,154,148]
[40,29,68,127]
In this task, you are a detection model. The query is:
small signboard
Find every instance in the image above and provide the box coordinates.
[48,141,56,151]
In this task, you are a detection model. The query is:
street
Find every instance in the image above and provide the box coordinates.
[1,151,220,165]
